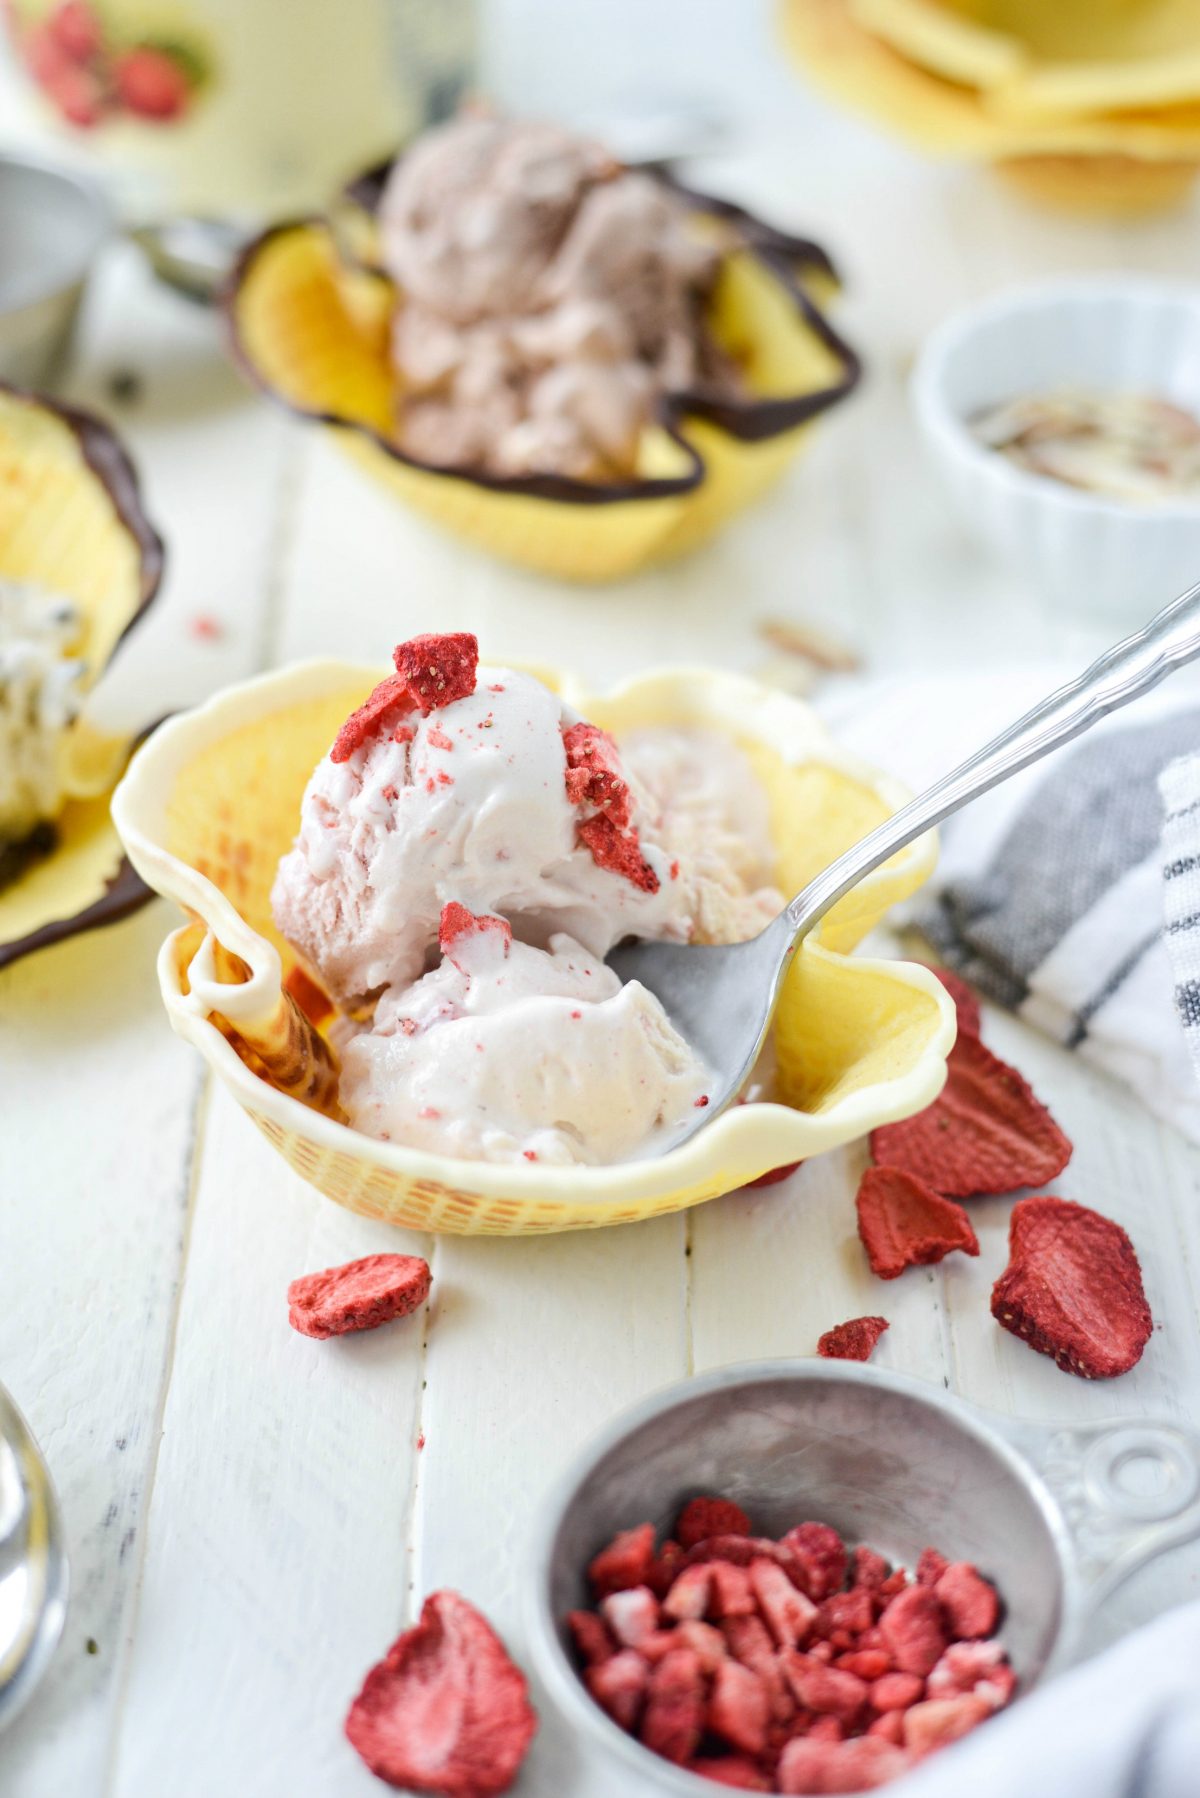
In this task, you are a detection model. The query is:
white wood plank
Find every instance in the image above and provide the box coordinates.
[109,1084,431,1798]
[0,906,199,1798]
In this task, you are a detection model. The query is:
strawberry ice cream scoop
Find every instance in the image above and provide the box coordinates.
[339,905,711,1164]
[271,661,683,1009]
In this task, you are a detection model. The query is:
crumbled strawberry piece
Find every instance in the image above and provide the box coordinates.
[780,1524,847,1600]
[867,1710,906,1746]
[331,673,415,763]
[687,1757,771,1790]
[566,1609,615,1668]
[586,1648,648,1731]
[577,814,660,892]
[427,724,454,751]
[641,1648,706,1765]
[816,1589,874,1643]
[672,1619,728,1673]
[834,1648,890,1680]
[601,1585,660,1649]
[438,901,513,964]
[869,1670,924,1712]
[708,1659,770,1756]
[648,1539,685,1598]
[817,1315,890,1361]
[781,1655,868,1724]
[778,1734,910,1793]
[588,1523,656,1598]
[708,1562,757,1619]
[856,1167,980,1279]
[916,1548,949,1588]
[879,1586,946,1677]
[344,1590,536,1797]
[935,1564,999,1641]
[877,1569,908,1601]
[684,1535,786,1570]
[927,965,981,1038]
[870,1032,1072,1198]
[676,1496,753,1550]
[749,1559,818,1651]
[903,1694,992,1756]
[720,1614,794,1723]
[393,633,479,713]
[991,1194,1152,1379]
[806,1715,845,1744]
[851,1547,890,1591]
[287,1253,430,1339]
[660,1567,711,1626]
[927,1641,1016,1709]
[562,721,633,829]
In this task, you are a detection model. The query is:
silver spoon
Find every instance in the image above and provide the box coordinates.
[609,577,1200,1153]
[0,1382,68,1730]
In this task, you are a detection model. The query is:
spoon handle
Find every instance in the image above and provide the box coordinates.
[788,576,1200,934]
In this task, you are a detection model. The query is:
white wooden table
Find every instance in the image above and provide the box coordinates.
[4,7,1200,1794]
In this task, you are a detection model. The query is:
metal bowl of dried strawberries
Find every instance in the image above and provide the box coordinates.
[527,1361,1200,1795]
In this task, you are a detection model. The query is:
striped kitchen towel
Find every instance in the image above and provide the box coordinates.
[822,665,1200,1143]
[1161,752,1200,1100]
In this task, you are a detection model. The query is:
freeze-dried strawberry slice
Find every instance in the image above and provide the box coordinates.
[331,673,415,763]
[870,1032,1072,1199]
[834,1648,890,1680]
[577,814,660,893]
[663,1564,714,1622]
[927,966,981,1039]
[670,1620,728,1673]
[869,1671,924,1712]
[856,1167,980,1280]
[903,1694,992,1755]
[708,1561,757,1619]
[851,1546,890,1590]
[927,1640,1016,1709]
[393,632,479,713]
[780,1523,847,1600]
[586,1648,648,1731]
[749,1559,818,1651]
[916,1548,948,1588]
[601,1586,660,1649]
[709,1658,770,1755]
[879,1585,946,1677]
[815,1589,873,1643]
[687,1757,771,1790]
[867,1711,906,1746]
[778,1733,910,1793]
[641,1648,706,1765]
[991,1195,1152,1379]
[780,1655,868,1724]
[562,721,634,830]
[588,1523,656,1598]
[935,1564,999,1641]
[817,1315,890,1361]
[566,1609,615,1668]
[344,1590,536,1797]
[287,1253,430,1339]
[676,1496,752,1550]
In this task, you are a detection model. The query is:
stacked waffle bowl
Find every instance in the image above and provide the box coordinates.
[780,0,1200,213]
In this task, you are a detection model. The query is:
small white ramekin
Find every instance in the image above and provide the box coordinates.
[912,278,1200,626]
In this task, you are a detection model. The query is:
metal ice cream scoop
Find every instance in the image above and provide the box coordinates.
[609,576,1200,1154]
[0,1382,68,1730]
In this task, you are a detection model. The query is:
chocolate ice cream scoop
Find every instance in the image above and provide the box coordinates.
[378,115,741,481]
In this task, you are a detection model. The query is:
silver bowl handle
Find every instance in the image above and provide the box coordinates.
[1026,1417,1200,1607]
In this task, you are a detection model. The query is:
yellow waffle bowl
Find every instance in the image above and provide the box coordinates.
[0,384,164,971]
[779,0,1200,214]
[222,178,861,583]
[111,660,954,1235]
